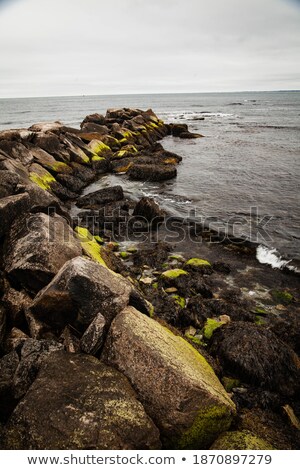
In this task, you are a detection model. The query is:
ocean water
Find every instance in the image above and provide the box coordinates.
[0,92,299,268]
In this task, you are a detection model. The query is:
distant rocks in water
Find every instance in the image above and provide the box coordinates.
[169,123,204,139]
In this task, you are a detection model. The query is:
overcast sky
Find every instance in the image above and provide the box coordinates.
[0,0,299,97]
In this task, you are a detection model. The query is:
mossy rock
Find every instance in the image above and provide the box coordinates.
[185,258,211,269]
[222,377,241,392]
[161,269,189,279]
[210,430,274,450]
[203,318,225,340]
[88,139,112,158]
[119,251,130,260]
[171,294,185,309]
[185,334,205,347]
[271,290,293,305]
[168,254,185,262]
[75,226,107,267]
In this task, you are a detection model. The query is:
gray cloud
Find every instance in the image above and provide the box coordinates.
[0,0,299,97]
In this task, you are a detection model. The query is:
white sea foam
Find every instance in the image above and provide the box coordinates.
[256,245,298,272]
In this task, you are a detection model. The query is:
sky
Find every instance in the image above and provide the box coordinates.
[0,0,299,97]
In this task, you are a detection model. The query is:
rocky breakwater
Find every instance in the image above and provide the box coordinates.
[0,108,299,450]
[0,108,236,450]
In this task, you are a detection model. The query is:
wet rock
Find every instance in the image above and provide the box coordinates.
[128,164,177,181]
[0,193,30,238]
[102,306,235,449]
[210,322,300,397]
[270,310,300,355]
[169,123,188,137]
[0,351,19,422]
[0,170,20,198]
[133,197,164,227]
[55,173,86,193]
[69,162,95,184]
[210,431,274,450]
[4,213,82,293]
[13,339,64,399]
[179,131,203,139]
[29,256,132,329]
[3,351,161,450]
[76,185,124,208]
[80,312,106,355]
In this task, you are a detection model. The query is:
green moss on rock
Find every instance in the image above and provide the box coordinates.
[29,171,56,190]
[222,377,241,392]
[171,294,185,308]
[75,226,107,267]
[203,318,225,340]
[271,290,293,305]
[210,430,274,450]
[186,258,211,268]
[161,269,189,279]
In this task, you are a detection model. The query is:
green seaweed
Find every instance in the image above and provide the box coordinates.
[203,318,225,340]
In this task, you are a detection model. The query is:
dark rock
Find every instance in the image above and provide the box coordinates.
[0,303,7,349]
[2,287,31,329]
[32,133,61,155]
[169,123,188,136]
[4,328,29,353]
[179,131,203,139]
[60,326,81,353]
[56,173,86,193]
[133,197,164,227]
[0,171,20,198]
[0,351,19,422]
[212,261,231,274]
[128,164,177,181]
[4,213,82,293]
[270,310,300,356]
[76,186,124,209]
[80,312,106,355]
[29,256,133,329]
[69,162,95,183]
[0,193,30,238]
[3,351,161,449]
[81,113,106,126]
[210,322,300,397]
[13,339,64,399]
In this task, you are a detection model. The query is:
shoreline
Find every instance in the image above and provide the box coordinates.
[0,108,299,450]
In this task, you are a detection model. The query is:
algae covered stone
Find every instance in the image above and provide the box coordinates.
[161,269,188,279]
[203,318,225,340]
[210,431,274,450]
[3,351,161,450]
[102,306,236,449]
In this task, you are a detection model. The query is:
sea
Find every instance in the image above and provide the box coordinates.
[0,91,299,271]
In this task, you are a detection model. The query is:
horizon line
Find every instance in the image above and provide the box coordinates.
[0,89,299,100]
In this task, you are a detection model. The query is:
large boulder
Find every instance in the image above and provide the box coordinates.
[210,322,300,397]
[102,306,236,449]
[3,351,161,450]
[4,213,82,293]
[29,256,133,329]
[0,193,30,238]
[0,141,34,166]
[133,197,164,226]
[76,185,124,208]
[128,164,177,182]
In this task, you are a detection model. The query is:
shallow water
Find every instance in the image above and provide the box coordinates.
[1,91,299,267]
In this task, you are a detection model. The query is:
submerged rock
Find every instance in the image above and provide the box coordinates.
[210,322,300,397]
[4,213,82,293]
[3,351,161,450]
[102,306,235,449]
